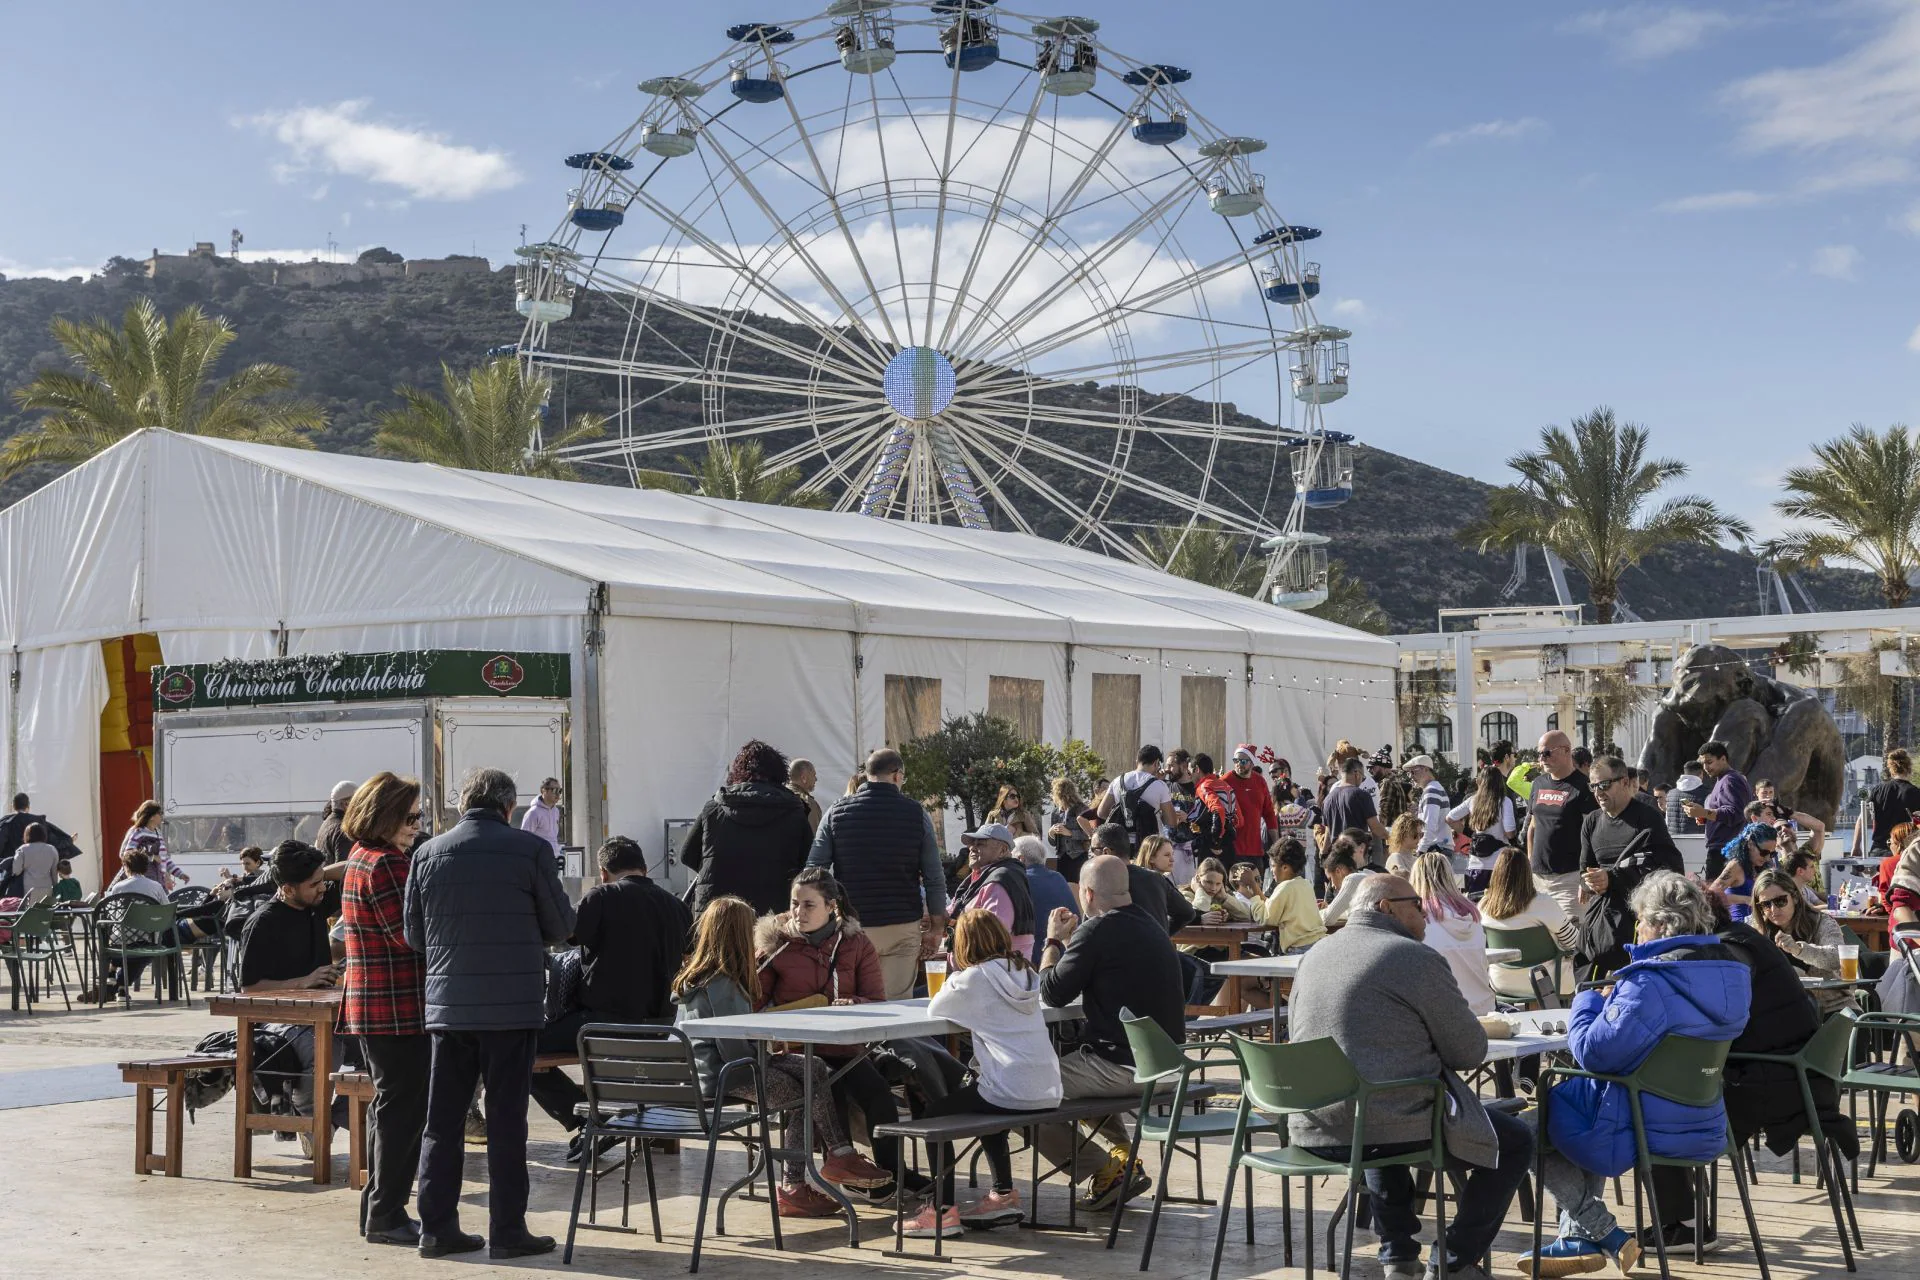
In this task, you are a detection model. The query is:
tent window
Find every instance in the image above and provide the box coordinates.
[885,675,942,748]
[987,675,1044,743]
[1180,676,1227,766]
[1090,672,1141,778]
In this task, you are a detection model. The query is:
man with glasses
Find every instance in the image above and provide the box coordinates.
[1524,730,1598,919]
[519,777,564,859]
[1291,874,1533,1280]
[1577,754,1685,976]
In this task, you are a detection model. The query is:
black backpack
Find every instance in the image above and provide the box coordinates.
[1189,790,1237,860]
[1114,778,1160,848]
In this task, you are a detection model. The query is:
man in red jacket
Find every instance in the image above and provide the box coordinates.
[1221,745,1279,868]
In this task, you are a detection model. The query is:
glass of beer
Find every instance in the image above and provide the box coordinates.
[924,958,948,997]
[1838,945,1860,981]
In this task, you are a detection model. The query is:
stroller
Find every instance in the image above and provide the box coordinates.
[1868,924,1920,1164]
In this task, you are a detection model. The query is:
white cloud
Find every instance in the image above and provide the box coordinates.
[1724,7,1920,154]
[1659,189,1774,212]
[1810,244,1861,279]
[1565,6,1741,61]
[1908,321,1920,353]
[1330,298,1370,320]
[0,254,94,280]
[1427,117,1548,148]
[243,100,520,201]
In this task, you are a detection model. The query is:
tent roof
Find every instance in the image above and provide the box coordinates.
[0,431,1395,664]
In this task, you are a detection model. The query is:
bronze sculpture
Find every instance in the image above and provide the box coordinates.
[1637,643,1845,827]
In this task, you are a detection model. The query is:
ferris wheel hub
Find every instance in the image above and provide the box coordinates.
[881,346,959,421]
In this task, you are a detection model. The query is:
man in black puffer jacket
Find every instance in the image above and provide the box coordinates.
[405,768,574,1261]
[680,740,815,916]
[1644,900,1856,1249]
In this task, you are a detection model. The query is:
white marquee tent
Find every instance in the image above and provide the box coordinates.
[0,431,1397,883]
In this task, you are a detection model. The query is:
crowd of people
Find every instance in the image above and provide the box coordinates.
[18,720,1920,1278]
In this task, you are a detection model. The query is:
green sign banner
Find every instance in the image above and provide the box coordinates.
[152,650,571,711]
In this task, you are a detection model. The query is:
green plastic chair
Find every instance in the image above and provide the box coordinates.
[105,898,190,1009]
[2,902,73,1013]
[1484,924,1563,1007]
[1835,1005,1920,1180]
[1208,1034,1448,1280]
[1107,1012,1282,1269]
[1534,1034,1768,1280]
[1728,1012,1860,1271]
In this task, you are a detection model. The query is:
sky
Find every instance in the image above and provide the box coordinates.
[2,0,1917,538]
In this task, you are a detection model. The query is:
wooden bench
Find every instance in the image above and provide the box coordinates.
[335,1052,587,1189]
[119,1053,238,1177]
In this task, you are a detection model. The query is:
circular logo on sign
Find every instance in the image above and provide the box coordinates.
[482,655,526,693]
[157,671,196,704]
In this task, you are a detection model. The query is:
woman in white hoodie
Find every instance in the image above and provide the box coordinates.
[1408,851,1496,1015]
[906,909,1065,1239]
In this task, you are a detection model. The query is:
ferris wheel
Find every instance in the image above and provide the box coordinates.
[512,0,1355,608]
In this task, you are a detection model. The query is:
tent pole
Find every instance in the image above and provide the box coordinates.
[852,632,865,764]
[583,585,609,853]
[5,646,18,801]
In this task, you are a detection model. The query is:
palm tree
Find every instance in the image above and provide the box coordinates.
[1459,407,1750,624]
[1305,561,1391,634]
[374,359,602,479]
[1134,521,1262,595]
[1762,423,1920,607]
[2,297,322,477]
[640,440,829,508]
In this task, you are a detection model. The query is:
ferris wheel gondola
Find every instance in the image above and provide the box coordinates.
[514,2,1357,608]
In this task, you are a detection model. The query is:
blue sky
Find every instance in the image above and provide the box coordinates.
[2,0,1917,536]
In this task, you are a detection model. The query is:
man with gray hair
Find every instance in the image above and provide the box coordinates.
[405,768,575,1260]
[1036,854,1185,1211]
[1290,873,1532,1280]
[316,779,359,864]
[1014,834,1077,961]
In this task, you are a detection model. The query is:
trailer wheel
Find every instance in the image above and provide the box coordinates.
[1896,1108,1920,1164]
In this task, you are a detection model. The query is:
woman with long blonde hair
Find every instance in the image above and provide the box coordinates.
[987,783,1042,840]
[672,896,888,1216]
[904,909,1062,1238]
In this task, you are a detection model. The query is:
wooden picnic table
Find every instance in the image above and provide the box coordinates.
[1172,919,1267,1015]
[209,988,343,1183]
[1833,912,1890,953]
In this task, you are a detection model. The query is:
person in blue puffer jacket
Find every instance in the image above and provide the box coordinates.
[1519,871,1750,1279]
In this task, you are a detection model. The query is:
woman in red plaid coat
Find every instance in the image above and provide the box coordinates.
[340,772,428,1246]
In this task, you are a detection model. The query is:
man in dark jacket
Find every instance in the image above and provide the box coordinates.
[0,792,82,871]
[1577,755,1686,977]
[404,768,574,1260]
[680,741,814,916]
[806,748,948,999]
[315,780,358,864]
[1090,821,1195,935]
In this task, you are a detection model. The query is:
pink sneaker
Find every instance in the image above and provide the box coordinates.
[819,1149,891,1189]
[903,1204,963,1239]
[959,1187,1023,1227]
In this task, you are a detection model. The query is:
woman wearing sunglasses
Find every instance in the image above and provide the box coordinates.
[1749,867,1852,1014]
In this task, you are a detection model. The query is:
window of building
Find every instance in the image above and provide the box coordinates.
[987,675,1044,743]
[1479,711,1519,750]
[1090,672,1142,778]
[1544,709,1593,750]
[1180,675,1227,767]
[884,675,941,748]
[1412,716,1453,757]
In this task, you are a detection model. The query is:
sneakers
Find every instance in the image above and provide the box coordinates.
[819,1149,892,1190]
[903,1205,963,1239]
[1598,1226,1641,1275]
[958,1188,1024,1228]
[1380,1260,1424,1279]
[1081,1153,1150,1211]
[777,1183,844,1218]
[861,1180,926,1210]
[464,1107,487,1146]
[1516,1237,1606,1277]
[1638,1221,1719,1254]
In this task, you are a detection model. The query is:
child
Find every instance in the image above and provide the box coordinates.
[1228,861,1264,915]
[672,894,890,1218]
[51,860,83,904]
[1262,839,1326,953]
[908,909,1063,1238]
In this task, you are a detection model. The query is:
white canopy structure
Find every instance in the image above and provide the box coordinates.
[0,431,1395,882]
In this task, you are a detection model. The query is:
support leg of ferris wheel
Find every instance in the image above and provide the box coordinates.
[859,422,912,516]
[928,422,991,530]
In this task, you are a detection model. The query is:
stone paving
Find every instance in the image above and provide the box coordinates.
[2,998,1915,1279]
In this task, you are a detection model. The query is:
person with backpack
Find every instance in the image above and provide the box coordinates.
[1189,754,1239,864]
[1094,744,1180,851]
[1217,745,1280,870]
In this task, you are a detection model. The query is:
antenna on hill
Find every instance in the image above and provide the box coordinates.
[520,223,527,246]
[325,232,338,262]
[230,228,244,259]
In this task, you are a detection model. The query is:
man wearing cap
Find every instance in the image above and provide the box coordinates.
[1665,764,1705,836]
[1404,755,1453,853]
[316,780,359,865]
[1220,745,1280,869]
[948,822,1035,961]
[1363,748,1392,801]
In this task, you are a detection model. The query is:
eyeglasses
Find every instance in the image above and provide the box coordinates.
[1591,775,1621,790]
[1757,895,1795,911]
[405,812,423,823]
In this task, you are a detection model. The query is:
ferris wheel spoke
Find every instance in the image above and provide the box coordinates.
[949,408,1264,535]
[958,396,1273,444]
[762,408,895,471]
[945,111,1132,359]
[922,11,974,343]
[864,67,919,347]
[933,76,1051,351]
[964,334,1286,389]
[529,347,872,405]
[618,181,888,378]
[695,127,893,361]
[940,425,1038,537]
[943,415,1140,559]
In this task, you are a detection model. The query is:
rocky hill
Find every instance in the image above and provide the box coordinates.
[0,263,1879,630]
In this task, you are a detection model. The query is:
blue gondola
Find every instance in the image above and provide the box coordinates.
[1292,431,1354,508]
[935,0,999,71]
[570,206,625,232]
[1262,262,1321,304]
[1131,113,1188,146]
[725,22,795,43]
[1254,224,1321,246]
[564,151,634,172]
[730,70,786,103]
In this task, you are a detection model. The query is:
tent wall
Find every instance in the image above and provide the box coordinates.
[12,643,110,891]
